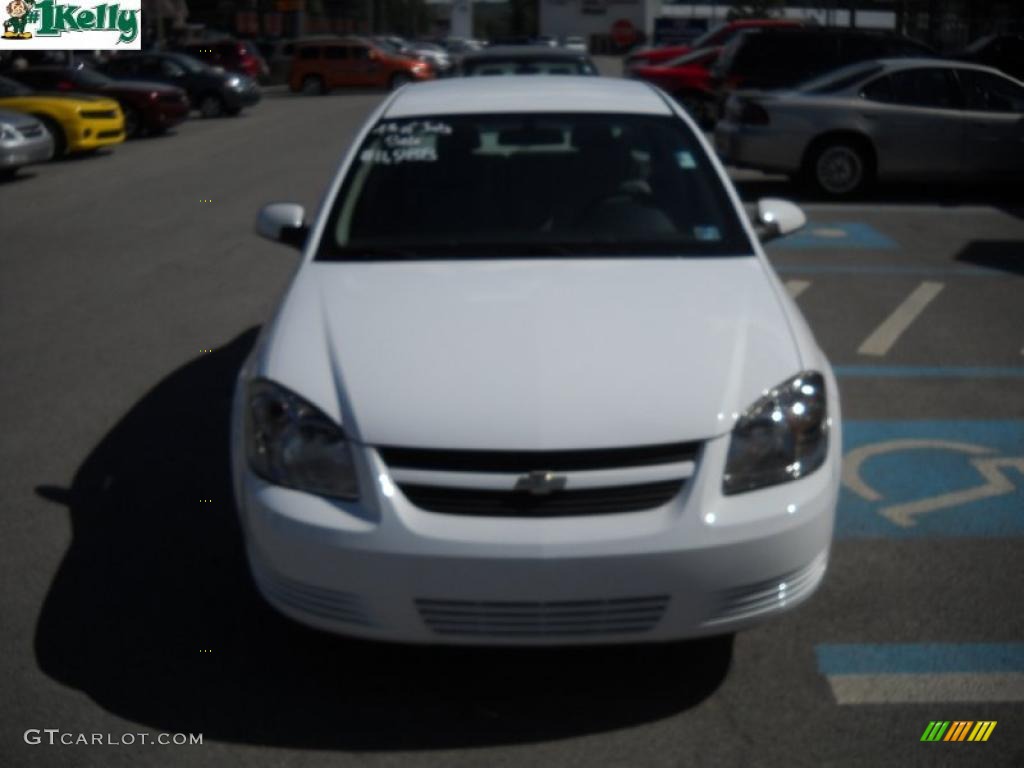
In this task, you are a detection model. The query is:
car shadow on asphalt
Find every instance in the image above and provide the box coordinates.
[955,239,1024,276]
[32,328,732,750]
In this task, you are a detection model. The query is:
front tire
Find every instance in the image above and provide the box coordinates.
[122,105,142,138]
[301,75,325,95]
[198,93,225,118]
[803,139,873,198]
[34,115,66,157]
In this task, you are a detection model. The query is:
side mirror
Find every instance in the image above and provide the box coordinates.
[256,203,308,249]
[755,197,806,242]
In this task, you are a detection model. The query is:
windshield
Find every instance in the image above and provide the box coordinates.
[0,75,32,96]
[169,54,206,73]
[691,23,727,50]
[317,113,751,261]
[798,61,883,93]
[74,68,114,88]
[663,47,720,68]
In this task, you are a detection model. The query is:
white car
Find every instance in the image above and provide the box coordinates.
[232,76,841,645]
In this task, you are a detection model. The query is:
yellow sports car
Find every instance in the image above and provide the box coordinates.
[0,74,125,156]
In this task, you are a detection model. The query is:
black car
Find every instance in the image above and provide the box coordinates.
[711,27,934,113]
[958,34,1024,82]
[458,46,599,76]
[101,52,260,118]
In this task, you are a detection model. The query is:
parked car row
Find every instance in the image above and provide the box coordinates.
[0,50,262,177]
[287,37,600,94]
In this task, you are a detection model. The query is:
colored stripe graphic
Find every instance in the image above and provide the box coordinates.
[921,721,949,741]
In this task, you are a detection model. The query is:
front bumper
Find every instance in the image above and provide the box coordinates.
[714,120,803,175]
[231,390,840,646]
[0,132,53,168]
[66,115,125,152]
[225,85,262,109]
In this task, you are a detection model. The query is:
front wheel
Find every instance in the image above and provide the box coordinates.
[803,140,872,198]
[301,75,325,95]
[122,105,142,138]
[198,93,225,118]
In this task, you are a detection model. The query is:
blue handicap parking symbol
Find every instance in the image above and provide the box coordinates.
[774,222,897,250]
[839,421,1024,538]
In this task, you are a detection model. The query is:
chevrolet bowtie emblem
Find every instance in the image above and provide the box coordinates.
[515,470,568,496]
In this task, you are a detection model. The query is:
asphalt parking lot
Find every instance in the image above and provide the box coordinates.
[1,84,1023,767]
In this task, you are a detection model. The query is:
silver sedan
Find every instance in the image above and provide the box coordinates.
[0,108,53,177]
[715,58,1024,197]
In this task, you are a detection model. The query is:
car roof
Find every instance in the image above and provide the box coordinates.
[463,46,589,61]
[384,76,672,117]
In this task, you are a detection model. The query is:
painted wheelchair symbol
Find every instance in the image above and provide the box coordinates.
[843,439,1024,528]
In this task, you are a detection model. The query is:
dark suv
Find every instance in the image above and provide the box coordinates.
[102,52,261,118]
[711,27,934,114]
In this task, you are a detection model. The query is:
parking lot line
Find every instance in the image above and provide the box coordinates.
[816,644,1024,704]
[774,264,1000,277]
[857,281,944,357]
[784,279,811,299]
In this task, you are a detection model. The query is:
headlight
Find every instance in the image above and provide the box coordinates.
[227,76,242,88]
[245,379,359,499]
[0,123,18,141]
[722,372,828,495]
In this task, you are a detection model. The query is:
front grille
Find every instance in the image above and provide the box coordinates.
[417,595,669,637]
[81,109,117,119]
[17,124,43,138]
[379,441,700,473]
[400,480,683,517]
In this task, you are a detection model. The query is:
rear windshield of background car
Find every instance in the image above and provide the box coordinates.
[317,113,753,260]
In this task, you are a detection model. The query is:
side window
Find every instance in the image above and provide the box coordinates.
[325,46,346,60]
[960,69,1024,112]
[886,69,959,109]
[298,46,320,60]
[861,74,895,102]
[351,46,371,62]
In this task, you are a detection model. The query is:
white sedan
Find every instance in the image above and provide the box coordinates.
[231,76,841,645]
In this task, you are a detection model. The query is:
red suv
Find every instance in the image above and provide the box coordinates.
[629,46,721,127]
[179,40,269,82]
[626,19,800,70]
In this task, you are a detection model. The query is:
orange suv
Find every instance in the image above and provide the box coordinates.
[289,37,434,93]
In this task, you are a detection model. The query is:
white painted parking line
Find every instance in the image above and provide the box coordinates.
[826,673,1024,704]
[857,281,944,357]
[785,280,811,299]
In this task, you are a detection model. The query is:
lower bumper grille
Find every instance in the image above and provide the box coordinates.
[704,552,828,626]
[417,596,669,637]
[251,555,373,627]
[400,479,684,517]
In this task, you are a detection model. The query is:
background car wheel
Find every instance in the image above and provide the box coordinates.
[301,76,325,95]
[804,138,873,198]
[33,115,66,157]
[225,106,243,117]
[389,73,412,91]
[122,105,142,138]
[198,94,225,118]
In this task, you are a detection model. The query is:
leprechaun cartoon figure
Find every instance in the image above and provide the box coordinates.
[3,0,36,39]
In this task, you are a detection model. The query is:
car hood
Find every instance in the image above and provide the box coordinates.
[260,258,802,450]
[104,80,181,95]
